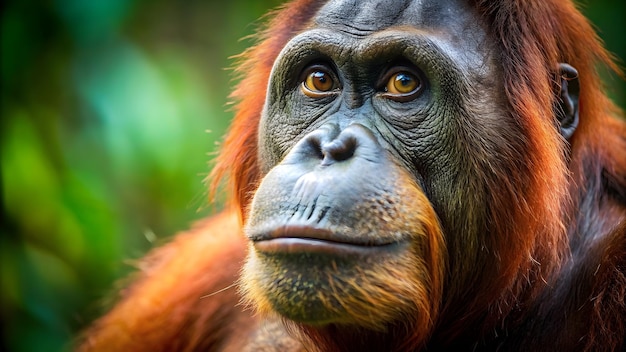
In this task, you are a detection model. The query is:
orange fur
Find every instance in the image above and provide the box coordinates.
[78,211,252,351]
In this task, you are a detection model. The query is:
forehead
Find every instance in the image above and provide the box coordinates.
[306,0,492,75]
[314,0,476,34]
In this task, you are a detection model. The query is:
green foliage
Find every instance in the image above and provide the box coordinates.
[1,1,281,350]
[0,1,622,351]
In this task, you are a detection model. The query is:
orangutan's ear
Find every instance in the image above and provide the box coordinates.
[556,63,580,140]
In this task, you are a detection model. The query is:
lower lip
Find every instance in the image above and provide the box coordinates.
[253,237,398,256]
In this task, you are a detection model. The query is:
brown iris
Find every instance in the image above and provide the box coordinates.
[386,71,420,95]
[302,68,336,97]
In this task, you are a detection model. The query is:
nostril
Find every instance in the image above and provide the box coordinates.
[299,134,324,161]
[321,135,357,165]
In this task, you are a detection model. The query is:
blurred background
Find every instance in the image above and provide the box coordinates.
[1,0,624,351]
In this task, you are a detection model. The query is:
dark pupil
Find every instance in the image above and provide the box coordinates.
[314,72,327,83]
[397,73,412,86]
